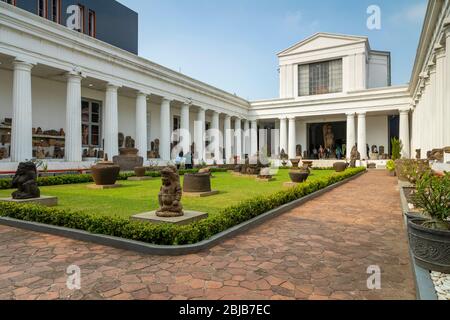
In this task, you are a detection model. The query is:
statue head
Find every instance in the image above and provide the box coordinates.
[160,166,179,186]
[16,162,37,176]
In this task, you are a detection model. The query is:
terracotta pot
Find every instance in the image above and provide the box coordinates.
[183,173,212,193]
[91,161,120,186]
[134,166,146,177]
[289,170,310,183]
[333,162,348,172]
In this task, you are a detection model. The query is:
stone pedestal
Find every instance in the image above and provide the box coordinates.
[183,190,219,198]
[128,176,152,181]
[131,211,208,226]
[86,184,122,190]
[0,196,58,207]
[283,182,299,188]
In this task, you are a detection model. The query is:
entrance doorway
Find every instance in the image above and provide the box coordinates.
[307,121,346,159]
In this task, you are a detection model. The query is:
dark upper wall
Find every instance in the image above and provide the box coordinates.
[12,0,138,54]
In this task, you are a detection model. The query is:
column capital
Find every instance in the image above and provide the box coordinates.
[399,108,411,115]
[288,116,296,121]
[136,91,147,99]
[106,83,120,91]
[12,59,34,71]
[357,112,366,117]
[346,112,356,117]
[434,43,445,56]
[65,72,83,82]
[161,97,172,104]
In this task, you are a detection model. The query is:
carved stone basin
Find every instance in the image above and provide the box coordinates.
[333,162,348,172]
[289,170,310,183]
[91,161,120,186]
[290,159,300,169]
[183,173,212,193]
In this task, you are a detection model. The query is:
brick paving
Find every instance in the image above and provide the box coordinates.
[0,171,416,300]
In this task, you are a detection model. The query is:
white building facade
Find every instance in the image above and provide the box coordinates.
[0,0,449,172]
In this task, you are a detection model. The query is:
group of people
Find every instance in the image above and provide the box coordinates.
[174,152,193,169]
[311,144,346,160]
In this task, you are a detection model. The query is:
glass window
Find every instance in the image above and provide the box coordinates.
[298,59,342,96]
[37,0,47,18]
[50,0,61,23]
[81,100,102,147]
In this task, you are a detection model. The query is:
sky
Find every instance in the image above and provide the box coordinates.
[117,0,428,101]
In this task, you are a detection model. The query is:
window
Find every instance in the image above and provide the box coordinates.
[298,59,343,96]
[1,0,16,5]
[37,0,47,18]
[88,10,96,37]
[78,5,85,33]
[50,0,61,23]
[82,100,102,147]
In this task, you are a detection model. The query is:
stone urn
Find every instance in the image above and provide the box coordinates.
[113,148,144,171]
[333,162,348,172]
[289,170,310,183]
[183,173,212,193]
[302,161,313,169]
[134,166,146,177]
[290,159,300,169]
[91,161,120,186]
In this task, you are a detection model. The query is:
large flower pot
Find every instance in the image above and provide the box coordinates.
[134,166,146,177]
[333,162,348,172]
[91,161,120,186]
[408,219,450,273]
[289,170,310,183]
[183,173,212,193]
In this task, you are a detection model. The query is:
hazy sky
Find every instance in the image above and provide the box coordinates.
[118,0,428,101]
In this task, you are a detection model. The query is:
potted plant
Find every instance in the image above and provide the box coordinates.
[408,172,450,273]
[386,160,396,176]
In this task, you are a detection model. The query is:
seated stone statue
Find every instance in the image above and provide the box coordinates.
[350,145,361,168]
[156,166,183,217]
[11,162,41,199]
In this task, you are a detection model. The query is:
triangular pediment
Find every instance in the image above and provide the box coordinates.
[278,33,368,56]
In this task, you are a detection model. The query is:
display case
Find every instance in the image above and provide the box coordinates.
[0,120,12,160]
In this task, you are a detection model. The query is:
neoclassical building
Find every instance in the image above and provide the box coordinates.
[0,0,449,172]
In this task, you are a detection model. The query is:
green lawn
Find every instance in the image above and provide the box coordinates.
[0,169,335,218]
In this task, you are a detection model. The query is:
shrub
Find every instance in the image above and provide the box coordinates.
[398,160,431,184]
[386,160,395,172]
[412,172,450,230]
[0,168,229,190]
[0,167,365,245]
[391,137,403,161]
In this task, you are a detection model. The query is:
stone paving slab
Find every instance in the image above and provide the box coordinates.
[0,171,415,300]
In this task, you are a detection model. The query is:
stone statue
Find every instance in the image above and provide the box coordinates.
[11,162,41,199]
[350,145,360,168]
[156,166,183,217]
[296,145,302,158]
[427,149,444,162]
[118,133,125,148]
[280,149,288,160]
[323,124,335,151]
[416,149,421,160]
[125,136,135,148]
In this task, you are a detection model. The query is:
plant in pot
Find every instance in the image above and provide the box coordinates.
[386,160,396,176]
[408,172,450,273]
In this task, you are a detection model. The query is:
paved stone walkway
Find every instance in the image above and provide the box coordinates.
[0,171,416,300]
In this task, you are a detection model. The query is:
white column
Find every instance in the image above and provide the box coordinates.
[224,115,232,164]
[279,118,288,156]
[399,109,410,159]
[444,23,450,147]
[211,111,221,163]
[65,72,83,162]
[346,113,356,159]
[234,118,242,161]
[428,63,436,150]
[288,117,296,159]
[435,45,445,149]
[195,107,206,163]
[243,120,250,157]
[104,84,119,160]
[180,103,190,154]
[159,98,172,161]
[357,113,367,160]
[11,60,34,162]
[135,92,148,159]
[250,120,258,156]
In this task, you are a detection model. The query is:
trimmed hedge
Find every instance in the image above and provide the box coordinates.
[0,167,365,245]
[0,168,228,190]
